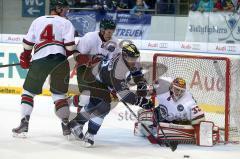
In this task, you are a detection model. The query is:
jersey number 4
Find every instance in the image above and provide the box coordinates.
[40,24,55,41]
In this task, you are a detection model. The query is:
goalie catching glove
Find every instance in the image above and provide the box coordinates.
[135,97,154,110]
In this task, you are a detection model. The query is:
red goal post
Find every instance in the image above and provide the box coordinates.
[151,53,239,143]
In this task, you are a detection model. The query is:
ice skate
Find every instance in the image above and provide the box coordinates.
[83,132,94,147]
[12,115,30,138]
[69,120,84,140]
[61,119,71,139]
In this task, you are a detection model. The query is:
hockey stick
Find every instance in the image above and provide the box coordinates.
[121,101,177,151]
[151,107,178,151]
[0,63,20,68]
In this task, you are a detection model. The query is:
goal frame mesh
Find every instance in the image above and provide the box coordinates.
[152,53,231,142]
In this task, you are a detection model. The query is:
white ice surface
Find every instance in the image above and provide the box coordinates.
[0,94,240,159]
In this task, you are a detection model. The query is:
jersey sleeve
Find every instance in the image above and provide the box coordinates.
[63,20,75,43]
[76,33,91,54]
[22,20,36,50]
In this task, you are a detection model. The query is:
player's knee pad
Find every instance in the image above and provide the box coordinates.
[85,96,110,116]
[92,98,111,117]
[79,90,90,107]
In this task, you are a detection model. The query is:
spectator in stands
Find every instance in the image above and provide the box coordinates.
[72,0,98,8]
[101,0,118,11]
[197,0,214,12]
[114,0,135,13]
[213,0,224,11]
[232,0,240,12]
[117,0,135,9]
[130,0,149,15]
[223,0,235,11]
[156,0,176,14]
[190,0,200,11]
[144,0,157,9]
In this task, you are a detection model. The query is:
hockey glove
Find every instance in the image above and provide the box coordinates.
[90,55,103,65]
[20,50,32,69]
[135,97,154,110]
[136,81,148,97]
[74,54,91,66]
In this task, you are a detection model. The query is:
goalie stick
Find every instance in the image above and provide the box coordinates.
[121,101,178,152]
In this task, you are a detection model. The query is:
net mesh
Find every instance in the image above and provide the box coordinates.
[152,53,240,142]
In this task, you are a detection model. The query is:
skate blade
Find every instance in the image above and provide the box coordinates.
[82,141,93,148]
[12,132,27,138]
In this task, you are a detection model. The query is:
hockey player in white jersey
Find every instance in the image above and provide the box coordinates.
[69,43,153,147]
[154,77,205,124]
[12,0,76,137]
[69,18,121,109]
[134,77,211,145]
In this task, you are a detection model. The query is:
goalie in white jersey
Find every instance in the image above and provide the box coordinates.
[154,77,205,125]
[12,0,76,138]
[134,77,220,146]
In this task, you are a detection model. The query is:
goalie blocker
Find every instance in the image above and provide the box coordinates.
[134,110,220,146]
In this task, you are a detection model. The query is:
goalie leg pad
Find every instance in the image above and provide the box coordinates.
[157,122,196,144]
[195,121,219,146]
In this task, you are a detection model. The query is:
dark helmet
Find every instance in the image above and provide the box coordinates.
[122,43,140,58]
[50,0,69,11]
[100,18,116,30]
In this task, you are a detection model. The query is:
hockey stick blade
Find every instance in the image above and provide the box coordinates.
[146,134,158,144]
[166,142,178,152]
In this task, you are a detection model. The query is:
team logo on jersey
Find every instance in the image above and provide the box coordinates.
[159,104,168,119]
[177,104,184,112]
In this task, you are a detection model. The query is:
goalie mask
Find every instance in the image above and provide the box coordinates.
[170,78,186,101]
[122,43,140,71]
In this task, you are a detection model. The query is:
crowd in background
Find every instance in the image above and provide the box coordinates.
[67,0,240,15]
[190,0,240,13]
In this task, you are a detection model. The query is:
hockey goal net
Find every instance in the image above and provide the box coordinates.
[152,53,240,143]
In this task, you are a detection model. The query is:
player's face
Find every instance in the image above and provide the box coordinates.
[125,56,140,70]
[103,29,115,41]
[172,85,185,101]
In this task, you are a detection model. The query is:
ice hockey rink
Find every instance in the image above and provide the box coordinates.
[0,94,239,159]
